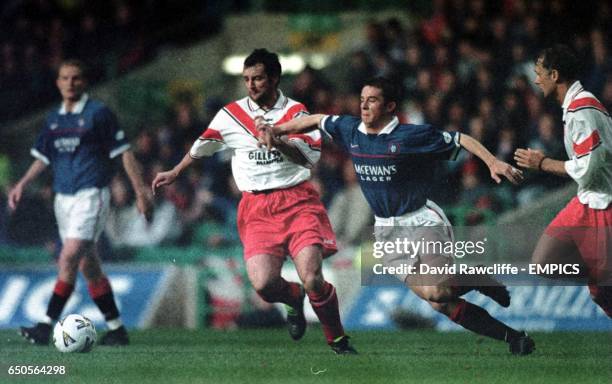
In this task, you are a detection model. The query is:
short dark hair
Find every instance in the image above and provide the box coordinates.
[244,48,281,79]
[536,44,579,83]
[363,77,400,106]
[58,59,89,79]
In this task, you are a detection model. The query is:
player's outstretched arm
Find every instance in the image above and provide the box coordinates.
[8,159,47,212]
[514,148,569,177]
[274,114,326,135]
[152,153,194,194]
[255,114,325,149]
[460,134,524,185]
[122,150,154,221]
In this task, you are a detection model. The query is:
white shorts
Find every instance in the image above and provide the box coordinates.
[54,187,110,242]
[374,200,454,282]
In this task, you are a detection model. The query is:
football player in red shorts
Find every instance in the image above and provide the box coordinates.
[153,49,356,354]
[515,44,612,317]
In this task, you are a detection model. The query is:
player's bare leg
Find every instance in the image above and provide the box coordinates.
[294,245,356,354]
[80,248,129,345]
[20,238,90,345]
[532,233,611,317]
[532,234,586,277]
[246,254,306,338]
[246,254,303,307]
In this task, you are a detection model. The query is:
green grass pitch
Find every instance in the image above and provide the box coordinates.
[1,328,610,383]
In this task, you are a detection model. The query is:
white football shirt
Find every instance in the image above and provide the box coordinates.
[190,91,321,192]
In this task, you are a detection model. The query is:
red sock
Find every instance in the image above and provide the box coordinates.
[54,280,74,297]
[88,277,120,321]
[307,282,345,344]
[46,280,74,320]
[88,277,112,298]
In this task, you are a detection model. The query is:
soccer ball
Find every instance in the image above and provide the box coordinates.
[53,314,97,353]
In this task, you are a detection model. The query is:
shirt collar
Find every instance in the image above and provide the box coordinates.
[247,90,287,112]
[59,93,89,115]
[357,116,399,135]
[562,81,583,111]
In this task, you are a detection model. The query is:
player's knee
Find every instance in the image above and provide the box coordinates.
[530,250,547,266]
[79,259,103,280]
[60,241,91,263]
[428,301,450,314]
[251,278,281,301]
[57,252,80,272]
[421,285,454,303]
[300,272,324,293]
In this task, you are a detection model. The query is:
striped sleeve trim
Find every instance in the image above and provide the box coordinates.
[109,143,131,159]
[30,148,50,165]
[567,97,609,116]
[448,132,462,160]
[573,130,601,158]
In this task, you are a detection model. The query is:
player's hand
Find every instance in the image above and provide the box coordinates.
[135,189,154,222]
[257,127,278,149]
[7,183,24,212]
[254,116,267,132]
[152,170,178,194]
[514,148,545,170]
[255,117,276,149]
[489,159,523,185]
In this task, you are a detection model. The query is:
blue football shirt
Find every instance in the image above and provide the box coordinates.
[321,115,461,218]
[31,94,131,194]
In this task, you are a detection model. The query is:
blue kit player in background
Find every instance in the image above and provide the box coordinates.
[8,59,153,346]
[258,77,535,355]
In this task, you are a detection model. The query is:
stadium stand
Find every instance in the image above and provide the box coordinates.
[1,1,611,329]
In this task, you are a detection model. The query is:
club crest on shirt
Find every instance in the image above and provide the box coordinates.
[78,118,85,127]
[443,131,452,143]
[388,142,401,154]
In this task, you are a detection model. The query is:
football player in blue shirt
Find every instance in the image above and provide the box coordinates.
[257,77,535,355]
[8,59,153,346]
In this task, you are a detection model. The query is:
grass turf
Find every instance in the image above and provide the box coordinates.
[0,328,610,384]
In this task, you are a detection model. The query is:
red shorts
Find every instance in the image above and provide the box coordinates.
[237,181,337,260]
[545,197,612,284]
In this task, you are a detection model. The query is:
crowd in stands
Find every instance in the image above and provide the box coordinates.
[1,1,611,258]
[0,0,217,121]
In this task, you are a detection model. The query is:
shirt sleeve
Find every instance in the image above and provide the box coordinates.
[190,112,227,158]
[287,129,322,168]
[280,103,320,167]
[409,125,461,160]
[31,127,51,165]
[94,106,131,159]
[564,109,605,186]
[319,115,360,150]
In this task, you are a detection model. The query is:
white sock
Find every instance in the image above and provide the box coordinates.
[106,318,123,331]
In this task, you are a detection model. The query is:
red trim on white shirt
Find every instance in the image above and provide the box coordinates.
[573,130,601,157]
[288,134,321,149]
[568,97,608,114]
[200,128,223,141]
[276,104,308,125]
[224,102,258,137]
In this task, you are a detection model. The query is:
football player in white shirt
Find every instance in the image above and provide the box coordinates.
[515,44,612,317]
[153,49,356,354]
